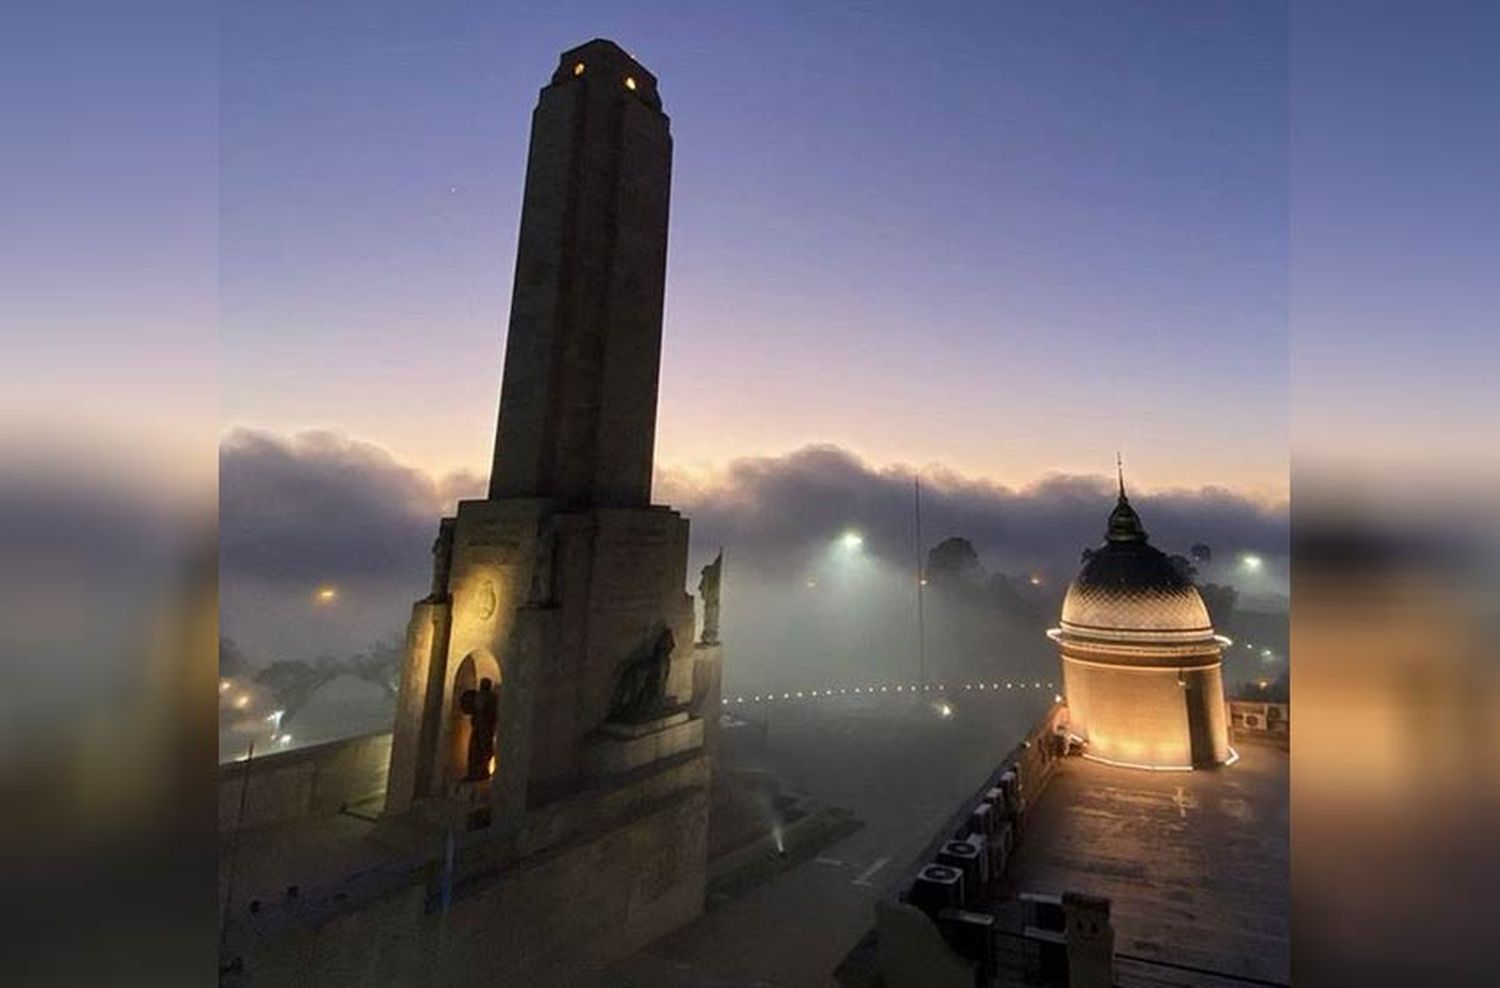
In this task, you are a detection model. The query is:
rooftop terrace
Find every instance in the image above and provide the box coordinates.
[997,740,1288,985]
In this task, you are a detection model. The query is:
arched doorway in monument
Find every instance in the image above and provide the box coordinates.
[447,649,502,788]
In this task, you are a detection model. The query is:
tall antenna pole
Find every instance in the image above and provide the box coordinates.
[914,475,927,685]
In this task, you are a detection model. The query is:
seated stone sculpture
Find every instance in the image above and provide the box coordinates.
[607,627,675,723]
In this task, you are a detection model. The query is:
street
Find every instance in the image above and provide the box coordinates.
[607,689,1054,986]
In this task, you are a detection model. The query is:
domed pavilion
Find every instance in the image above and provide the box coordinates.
[1047,470,1232,769]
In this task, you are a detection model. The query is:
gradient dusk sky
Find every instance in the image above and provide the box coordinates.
[221,1,1288,501]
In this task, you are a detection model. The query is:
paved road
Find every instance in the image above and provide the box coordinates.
[607,690,1053,986]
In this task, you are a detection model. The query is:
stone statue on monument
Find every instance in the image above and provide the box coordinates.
[527,516,557,606]
[607,627,675,722]
[458,678,499,781]
[697,550,723,645]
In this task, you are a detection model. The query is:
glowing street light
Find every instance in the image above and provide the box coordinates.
[1240,554,1264,573]
[840,530,864,551]
[314,584,339,604]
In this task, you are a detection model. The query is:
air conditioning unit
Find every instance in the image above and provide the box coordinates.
[937,839,987,907]
[911,864,965,916]
[1244,713,1264,730]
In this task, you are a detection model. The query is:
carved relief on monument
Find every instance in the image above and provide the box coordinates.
[475,578,498,620]
[526,516,558,606]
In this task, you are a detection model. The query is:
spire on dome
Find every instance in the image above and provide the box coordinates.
[1106,455,1148,543]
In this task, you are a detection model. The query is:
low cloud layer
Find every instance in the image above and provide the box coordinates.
[220,431,1288,667]
[220,429,483,586]
[659,445,1288,582]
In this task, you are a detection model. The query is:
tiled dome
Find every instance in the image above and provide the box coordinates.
[1057,490,1215,642]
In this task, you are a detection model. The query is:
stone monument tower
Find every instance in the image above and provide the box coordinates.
[488,38,671,509]
[218,43,724,985]
[385,39,721,837]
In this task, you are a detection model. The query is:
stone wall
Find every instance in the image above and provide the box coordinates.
[222,753,710,986]
[219,732,392,833]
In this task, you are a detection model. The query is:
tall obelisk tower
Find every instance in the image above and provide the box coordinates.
[385,40,718,832]
[490,39,672,508]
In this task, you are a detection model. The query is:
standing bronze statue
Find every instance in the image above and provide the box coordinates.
[458,677,499,781]
[698,549,723,645]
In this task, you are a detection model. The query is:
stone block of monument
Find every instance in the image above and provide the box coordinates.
[586,707,704,779]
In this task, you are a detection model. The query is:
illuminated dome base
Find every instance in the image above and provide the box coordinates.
[1060,654,1230,770]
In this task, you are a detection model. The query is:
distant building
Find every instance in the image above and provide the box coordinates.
[1047,476,1231,769]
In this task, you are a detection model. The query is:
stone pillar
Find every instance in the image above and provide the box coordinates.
[385,596,451,815]
[691,641,724,768]
[489,39,672,509]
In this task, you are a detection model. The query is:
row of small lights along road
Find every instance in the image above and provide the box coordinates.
[722,680,1057,707]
